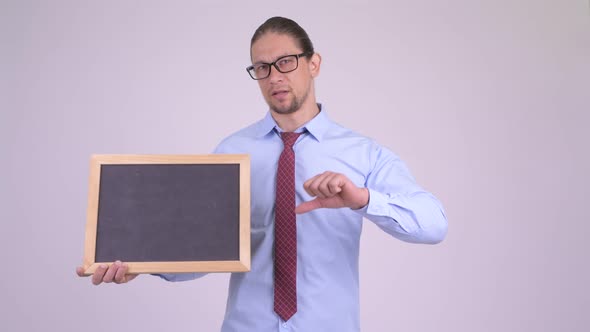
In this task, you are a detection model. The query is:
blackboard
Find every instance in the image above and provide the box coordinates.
[81,154,250,275]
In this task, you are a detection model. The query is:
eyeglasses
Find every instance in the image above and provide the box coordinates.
[246,52,311,80]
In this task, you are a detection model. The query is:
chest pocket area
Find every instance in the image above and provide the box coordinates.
[249,167,276,229]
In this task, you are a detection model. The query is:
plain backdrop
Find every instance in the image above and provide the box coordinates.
[1,1,589,331]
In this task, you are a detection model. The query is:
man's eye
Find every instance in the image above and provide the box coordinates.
[255,64,269,72]
[278,58,293,66]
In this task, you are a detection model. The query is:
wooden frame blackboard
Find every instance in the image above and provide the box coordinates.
[81,154,250,275]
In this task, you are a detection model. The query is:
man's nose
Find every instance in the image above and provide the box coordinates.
[268,65,284,83]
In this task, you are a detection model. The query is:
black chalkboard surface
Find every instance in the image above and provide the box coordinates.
[82,154,250,275]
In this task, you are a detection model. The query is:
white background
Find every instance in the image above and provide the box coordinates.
[2,1,589,331]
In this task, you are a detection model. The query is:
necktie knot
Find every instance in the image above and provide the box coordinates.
[280,132,301,149]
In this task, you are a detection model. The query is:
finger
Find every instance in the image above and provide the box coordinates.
[125,273,138,283]
[114,263,130,284]
[102,261,120,283]
[317,173,342,197]
[114,264,127,283]
[76,266,88,277]
[304,172,332,198]
[302,174,321,197]
[295,199,322,214]
[327,175,344,195]
[91,264,108,285]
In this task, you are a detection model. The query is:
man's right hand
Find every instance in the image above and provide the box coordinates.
[76,261,138,285]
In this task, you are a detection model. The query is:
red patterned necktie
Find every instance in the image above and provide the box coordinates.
[274,132,301,321]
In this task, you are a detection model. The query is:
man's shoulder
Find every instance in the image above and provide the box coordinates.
[320,117,400,161]
[214,118,266,153]
[225,120,262,139]
[322,119,375,144]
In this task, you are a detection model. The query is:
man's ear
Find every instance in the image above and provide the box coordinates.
[309,52,322,78]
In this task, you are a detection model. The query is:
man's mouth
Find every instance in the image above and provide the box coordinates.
[271,90,289,98]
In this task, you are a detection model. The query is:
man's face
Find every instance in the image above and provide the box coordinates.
[250,33,317,115]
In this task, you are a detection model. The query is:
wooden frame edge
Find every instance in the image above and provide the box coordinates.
[239,154,251,271]
[83,261,250,275]
[82,155,100,272]
[81,154,252,275]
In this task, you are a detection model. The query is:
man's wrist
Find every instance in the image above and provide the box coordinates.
[351,188,370,210]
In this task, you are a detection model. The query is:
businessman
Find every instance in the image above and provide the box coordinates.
[78,16,448,332]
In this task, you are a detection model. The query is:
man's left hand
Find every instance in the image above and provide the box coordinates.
[295,171,369,214]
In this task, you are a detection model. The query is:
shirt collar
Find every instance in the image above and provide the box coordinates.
[254,104,331,142]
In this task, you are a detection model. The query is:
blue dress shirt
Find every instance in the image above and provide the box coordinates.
[158,106,448,332]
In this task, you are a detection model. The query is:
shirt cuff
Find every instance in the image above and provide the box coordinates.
[355,188,418,234]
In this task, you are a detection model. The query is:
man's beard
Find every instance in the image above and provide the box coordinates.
[269,88,309,115]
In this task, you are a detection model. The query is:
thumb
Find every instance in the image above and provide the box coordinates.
[295,199,322,214]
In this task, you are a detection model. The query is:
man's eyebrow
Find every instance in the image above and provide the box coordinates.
[252,53,293,65]
[252,59,269,65]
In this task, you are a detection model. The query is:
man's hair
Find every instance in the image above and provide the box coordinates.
[250,16,315,58]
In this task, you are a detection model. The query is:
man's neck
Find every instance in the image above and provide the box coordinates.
[271,101,320,132]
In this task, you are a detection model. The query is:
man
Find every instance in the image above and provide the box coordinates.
[77,16,447,331]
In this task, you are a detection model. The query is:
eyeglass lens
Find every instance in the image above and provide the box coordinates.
[250,55,299,79]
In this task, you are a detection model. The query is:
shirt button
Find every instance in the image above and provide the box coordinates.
[283,323,288,328]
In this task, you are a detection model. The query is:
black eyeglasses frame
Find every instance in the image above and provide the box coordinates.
[246,52,312,80]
